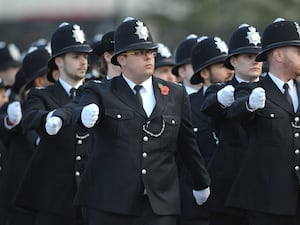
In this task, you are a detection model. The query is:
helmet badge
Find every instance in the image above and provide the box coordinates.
[246,26,261,46]
[135,21,149,41]
[72,24,86,44]
[214,37,228,53]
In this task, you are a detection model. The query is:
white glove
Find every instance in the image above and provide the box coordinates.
[217,85,235,107]
[249,87,266,110]
[45,116,62,135]
[7,101,22,125]
[81,103,99,128]
[193,187,210,206]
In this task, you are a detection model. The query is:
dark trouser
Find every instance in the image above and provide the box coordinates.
[209,211,248,225]
[248,211,300,225]
[6,207,35,225]
[34,208,84,225]
[86,196,176,225]
[0,208,9,225]
[177,216,209,225]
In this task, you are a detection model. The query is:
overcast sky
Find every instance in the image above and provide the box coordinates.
[0,0,190,20]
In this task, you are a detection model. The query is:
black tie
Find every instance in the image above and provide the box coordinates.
[70,88,77,99]
[134,85,143,107]
[283,83,294,110]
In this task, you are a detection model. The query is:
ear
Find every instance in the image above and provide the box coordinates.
[230,56,237,68]
[200,68,209,81]
[117,55,126,67]
[103,52,112,64]
[54,56,63,68]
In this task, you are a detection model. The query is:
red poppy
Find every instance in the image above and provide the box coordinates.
[159,85,169,95]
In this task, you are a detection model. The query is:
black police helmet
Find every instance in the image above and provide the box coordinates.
[111,18,157,66]
[48,23,92,70]
[155,43,175,69]
[256,18,300,62]
[93,31,115,56]
[172,34,198,76]
[23,46,52,90]
[0,42,21,70]
[224,24,262,69]
[190,36,229,85]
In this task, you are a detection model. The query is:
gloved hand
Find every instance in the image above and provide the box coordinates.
[249,87,266,110]
[193,187,210,206]
[7,101,22,125]
[45,116,62,135]
[217,85,235,107]
[81,103,99,128]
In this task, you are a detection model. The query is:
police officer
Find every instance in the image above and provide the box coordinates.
[14,22,92,225]
[178,36,232,225]
[226,18,300,225]
[153,42,176,83]
[92,30,121,80]
[47,18,211,225]
[201,24,263,225]
[172,34,202,94]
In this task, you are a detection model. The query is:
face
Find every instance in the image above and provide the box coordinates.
[0,66,20,87]
[154,65,177,83]
[208,63,234,84]
[230,53,262,82]
[117,49,156,84]
[279,46,300,79]
[56,52,88,83]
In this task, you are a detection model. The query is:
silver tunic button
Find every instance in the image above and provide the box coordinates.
[142,152,147,158]
[295,133,299,138]
[75,171,80,176]
[270,114,275,118]
[171,119,176,124]
[143,136,148,142]
[295,117,300,122]
[77,140,82,145]
[295,166,300,171]
[142,169,147,174]
[193,127,198,132]
[76,156,82,161]
[117,114,121,119]
[296,149,300,155]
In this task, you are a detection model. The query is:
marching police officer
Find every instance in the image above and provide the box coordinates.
[226,18,300,225]
[201,24,263,225]
[15,22,92,225]
[47,18,211,225]
[178,36,233,225]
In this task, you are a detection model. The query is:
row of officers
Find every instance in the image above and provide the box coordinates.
[0,16,300,225]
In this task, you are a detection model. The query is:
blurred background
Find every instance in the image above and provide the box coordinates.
[0,0,300,53]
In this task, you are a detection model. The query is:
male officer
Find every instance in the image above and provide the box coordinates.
[201,24,262,225]
[178,35,233,225]
[226,18,300,225]
[172,34,202,94]
[153,42,176,83]
[15,22,92,225]
[47,18,210,225]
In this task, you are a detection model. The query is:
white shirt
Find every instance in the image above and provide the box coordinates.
[268,73,298,112]
[59,78,83,96]
[122,74,156,117]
